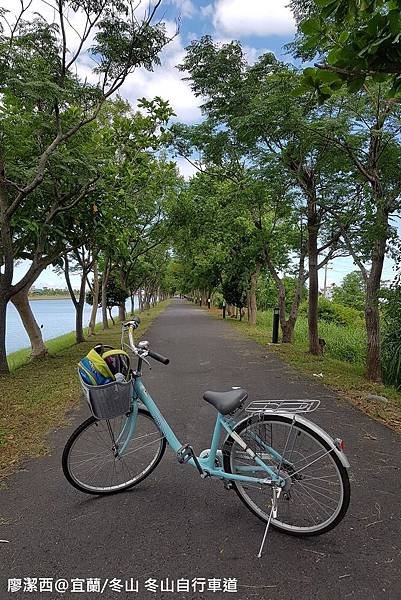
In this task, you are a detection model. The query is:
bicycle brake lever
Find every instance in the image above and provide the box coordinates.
[141,353,152,370]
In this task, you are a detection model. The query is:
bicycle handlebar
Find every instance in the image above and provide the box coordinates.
[123,318,169,366]
[148,350,170,365]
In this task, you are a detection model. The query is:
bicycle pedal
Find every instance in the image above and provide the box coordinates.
[177,444,193,464]
[177,444,204,475]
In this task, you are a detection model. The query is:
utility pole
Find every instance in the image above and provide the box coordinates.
[323,262,329,298]
[323,261,333,298]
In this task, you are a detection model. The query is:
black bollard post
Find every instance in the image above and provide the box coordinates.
[222,300,226,319]
[272,307,279,344]
[208,298,211,310]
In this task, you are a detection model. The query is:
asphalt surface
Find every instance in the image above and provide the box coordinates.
[1,299,401,600]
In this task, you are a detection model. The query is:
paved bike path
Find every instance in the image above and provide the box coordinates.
[1,299,400,600]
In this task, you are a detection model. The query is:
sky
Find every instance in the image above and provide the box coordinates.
[4,0,397,289]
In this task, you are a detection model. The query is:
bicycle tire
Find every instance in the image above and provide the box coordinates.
[62,408,166,495]
[223,414,350,536]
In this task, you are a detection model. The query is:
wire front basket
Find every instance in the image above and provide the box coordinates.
[245,399,320,415]
[79,372,133,420]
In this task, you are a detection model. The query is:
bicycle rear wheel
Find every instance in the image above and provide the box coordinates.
[62,408,166,495]
[223,414,350,536]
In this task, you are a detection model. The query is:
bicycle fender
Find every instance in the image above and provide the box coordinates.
[292,413,350,469]
[224,413,350,469]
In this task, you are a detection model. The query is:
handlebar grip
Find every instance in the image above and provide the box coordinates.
[148,350,170,365]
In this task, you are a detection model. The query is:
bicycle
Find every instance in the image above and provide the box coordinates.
[62,317,351,556]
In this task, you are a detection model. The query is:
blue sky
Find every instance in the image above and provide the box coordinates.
[6,0,397,289]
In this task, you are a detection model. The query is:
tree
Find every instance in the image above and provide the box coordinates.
[323,88,401,381]
[332,271,365,311]
[222,271,248,321]
[86,275,127,325]
[177,38,347,349]
[293,0,401,99]
[0,0,169,373]
[381,280,401,389]
[63,249,93,344]
[92,97,176,326]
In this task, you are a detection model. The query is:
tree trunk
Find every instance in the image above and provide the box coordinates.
[364,217,386,381]
[283,253,306,343]
[119,303,126,322]
[119,270,128,321]
[74,274,86,344]
[130,293,135,315]
[365,285,382,382]
[0,293,9,374]
[102,260,110,330]
[307,201,321,355]
[64,252,86,344]
[264,243,306,344]
[248,265,260,326]
[108,307,115,325]
[12,288,47,358]
[0,193,13,373]
[88,258,99,336]
[76,300,85,344]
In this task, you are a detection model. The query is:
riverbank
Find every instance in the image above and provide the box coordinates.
[205,305,401,433]
[6,297,136,355]
[0,300,170,479]
[28,294,71,300]
[8,321,105,371]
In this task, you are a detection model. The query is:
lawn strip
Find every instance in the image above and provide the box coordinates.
[206,305,401,433]
[0,300,170,478]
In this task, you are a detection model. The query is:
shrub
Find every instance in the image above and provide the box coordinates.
[331,271,365,311]
[213,291,224,308]
[294,315,366,364]
[381,285,401,389]
[299,297,363,326]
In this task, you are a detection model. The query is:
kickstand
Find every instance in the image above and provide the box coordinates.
[257,487,281,559]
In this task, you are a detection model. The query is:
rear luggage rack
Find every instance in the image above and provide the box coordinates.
[245,399,320,415]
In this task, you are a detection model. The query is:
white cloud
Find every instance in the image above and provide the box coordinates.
[243,45,272,64]
[0,3,201,123]
[120,24,202,124]
[213,0,296,37]
[121,64,201,124]
[175,156,198,179]
[0,0,94,56]
[201,3,214,18]
[170,0,197,18]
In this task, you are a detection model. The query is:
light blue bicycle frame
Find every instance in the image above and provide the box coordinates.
[117,373,286,488]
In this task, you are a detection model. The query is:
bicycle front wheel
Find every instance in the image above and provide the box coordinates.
[62,408,166,495]
[223,414,350,536]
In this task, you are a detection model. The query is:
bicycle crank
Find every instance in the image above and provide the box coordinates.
[177,444,205,476]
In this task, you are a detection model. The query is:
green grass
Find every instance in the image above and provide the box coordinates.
[256,310,367,365]
[8,320,108,371]
[0,300,171,479]
[212,306,401,432]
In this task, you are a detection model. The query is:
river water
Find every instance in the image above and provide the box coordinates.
[6,298,137,354]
